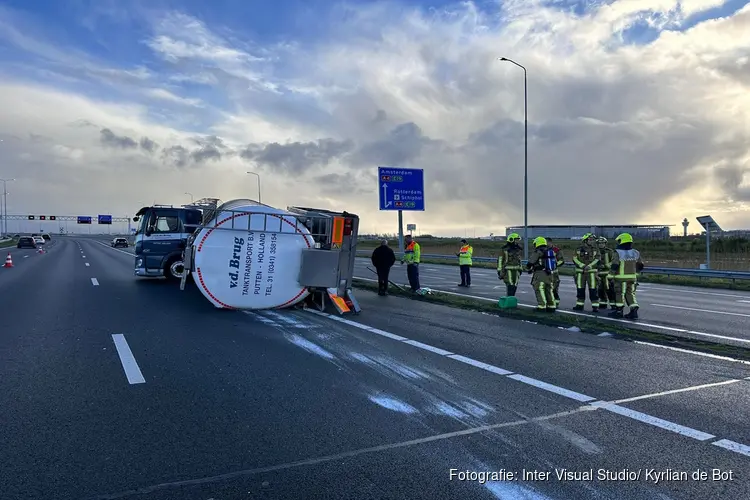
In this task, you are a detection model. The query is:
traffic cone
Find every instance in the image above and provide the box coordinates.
[3,253,12,268]
[37,246,45,254]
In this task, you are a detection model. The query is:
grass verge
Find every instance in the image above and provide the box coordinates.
[352,278,750,362]
[407,257,750,292]
[0,238,16,248]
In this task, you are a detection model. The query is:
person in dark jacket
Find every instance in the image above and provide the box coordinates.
[371,239,396,295]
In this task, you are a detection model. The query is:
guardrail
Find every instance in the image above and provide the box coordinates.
[354,250,750,281]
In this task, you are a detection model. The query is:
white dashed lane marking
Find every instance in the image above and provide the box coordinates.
[111,334,145,385]
[91,278,99,286]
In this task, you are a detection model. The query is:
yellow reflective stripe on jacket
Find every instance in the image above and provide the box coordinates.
[458,245,473,265]
[404,241,421,264]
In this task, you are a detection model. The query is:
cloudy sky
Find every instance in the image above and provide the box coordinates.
[0,0,748,236]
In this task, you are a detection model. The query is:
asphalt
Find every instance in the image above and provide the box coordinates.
[353,257,750,347]
[0,236,748,499]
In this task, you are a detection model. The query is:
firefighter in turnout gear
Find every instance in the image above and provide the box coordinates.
[608,233,645,319]
[547,238,565,307]
[456,239,473,287]
[526,237,557,312]
[596,237,616,309]
[497,233,523,296]
[573,233,600,312]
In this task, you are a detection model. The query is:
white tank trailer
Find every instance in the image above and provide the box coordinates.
[179,199,361,314]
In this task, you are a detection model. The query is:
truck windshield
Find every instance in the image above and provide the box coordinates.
[135,213,150,235]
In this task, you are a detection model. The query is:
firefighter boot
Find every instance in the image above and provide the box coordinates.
[592,306,599,313]
[508,285,518,297]
[573,287,585,310]
[608,307,624,319]
[625,306,639,320]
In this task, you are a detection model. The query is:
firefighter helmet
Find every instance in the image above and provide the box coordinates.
[615,233,633,244]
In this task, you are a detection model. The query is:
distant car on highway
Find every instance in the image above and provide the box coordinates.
[17,237,37,249]
[32,236,45,245]
[111,237,129,248]
[41,233,51,241]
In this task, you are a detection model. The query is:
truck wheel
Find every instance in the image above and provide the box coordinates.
[164,258,185,281]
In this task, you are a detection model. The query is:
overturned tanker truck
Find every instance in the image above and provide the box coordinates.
[131,198,361,314]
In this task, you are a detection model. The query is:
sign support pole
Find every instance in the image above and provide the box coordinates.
[705,224,711,270]
[398,210,404,254]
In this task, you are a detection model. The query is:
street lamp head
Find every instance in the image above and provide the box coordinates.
[498,57,508,61]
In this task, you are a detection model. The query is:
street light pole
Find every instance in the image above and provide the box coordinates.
[0,178,14,237]
[498,57,529,261]
[185,192,194,203]
[246,171,262,204]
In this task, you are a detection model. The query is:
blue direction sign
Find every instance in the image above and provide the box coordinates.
[98,214,112,225]
[378,166,425,211]
[77,216,92,224]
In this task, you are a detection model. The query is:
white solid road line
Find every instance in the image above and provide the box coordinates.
[307,308,750,458]
[631,341,750,366]
[612,379,743,404]
[589,402,716,441]
[111,334,146,385]
[507,374,597,403]
[402,339,454,356]
[91,278,99,286]
[652,303,750,318]
[712,439,750,457]
[447,354,514,375]
[353,276,750,346]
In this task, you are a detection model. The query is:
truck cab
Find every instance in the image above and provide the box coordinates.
[132,205,202,280]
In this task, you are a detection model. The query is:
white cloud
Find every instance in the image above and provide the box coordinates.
[0,1,749,236]
[145,88,203,107]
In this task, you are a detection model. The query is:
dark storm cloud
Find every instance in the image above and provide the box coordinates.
[161,145,190,168]
[139,137,158,153]
[239,138,354,173]
[189,135,229,149]
[190,145,222,163]
[100,128,137,148]
[313,172,370,196]
[715,159,750,202]
[352,122,438,166]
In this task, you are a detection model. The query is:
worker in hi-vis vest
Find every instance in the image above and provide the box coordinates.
[456,239,473,287]
[497,233,523,297]
[608,233,645,320]
[401,234,421,292]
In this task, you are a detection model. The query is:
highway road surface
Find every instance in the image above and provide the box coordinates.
[1,236,749,500]
[353,258,750,348]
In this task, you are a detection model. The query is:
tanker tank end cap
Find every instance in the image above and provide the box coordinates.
[193,203,315,310]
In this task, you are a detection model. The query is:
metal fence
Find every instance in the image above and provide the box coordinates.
[355,250,750,281]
